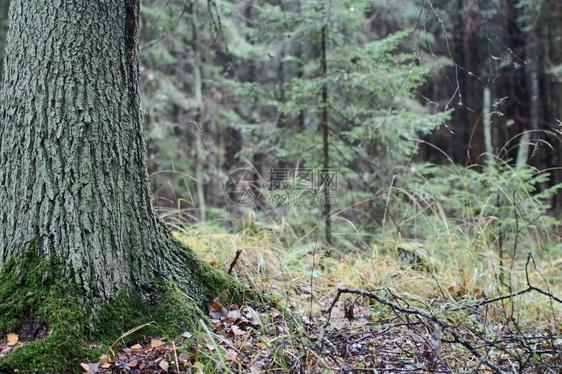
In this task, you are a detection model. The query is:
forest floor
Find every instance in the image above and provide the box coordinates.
[82,292,562,374]
[3,221,560,373]
[69,219,562,374]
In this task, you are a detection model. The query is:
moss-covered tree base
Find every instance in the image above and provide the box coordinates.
[0,242,246,373]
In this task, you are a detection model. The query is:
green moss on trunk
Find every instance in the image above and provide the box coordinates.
[0,241,246,373]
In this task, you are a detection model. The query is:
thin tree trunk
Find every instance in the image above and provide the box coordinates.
[462,0,482,163]
[483,87,495,168]
[452,0,467,163]
[517,28,540,169]
[191,2,206,222]
[553,0,562,214]
[320,25,332,245]
[505,0,530,149]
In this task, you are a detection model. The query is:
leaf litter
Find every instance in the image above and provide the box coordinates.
[68,291,562,374]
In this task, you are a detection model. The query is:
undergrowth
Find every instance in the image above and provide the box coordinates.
[2,160,560,373]
[159,159,562,372]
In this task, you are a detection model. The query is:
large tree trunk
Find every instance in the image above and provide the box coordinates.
[0,1,232,311]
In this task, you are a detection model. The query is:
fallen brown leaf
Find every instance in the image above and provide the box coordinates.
[159,359,169,371]
[225,349,238,362]
[151,338,165,348]
[6,333,18,346]
[231,325,248,336]
[80,362,99,374]
[227,310,241,321]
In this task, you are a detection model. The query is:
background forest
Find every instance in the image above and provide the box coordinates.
[135,0,562,371]
[130,0,562,255]
[135,1,562,370]
[1,0,562,372]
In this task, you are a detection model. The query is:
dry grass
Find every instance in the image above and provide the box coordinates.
[152,210,562,373]
[169,208,562,327]
[146,160,562,373]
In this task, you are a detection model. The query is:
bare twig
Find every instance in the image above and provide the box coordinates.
[525,253,562,304]
[462,253,562,309]
[227,249,242,275]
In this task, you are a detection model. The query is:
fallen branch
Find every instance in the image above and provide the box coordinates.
[324,253,562,373]
[325,287,505,374]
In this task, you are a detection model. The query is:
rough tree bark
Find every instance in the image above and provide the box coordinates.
[0,1,235,312]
